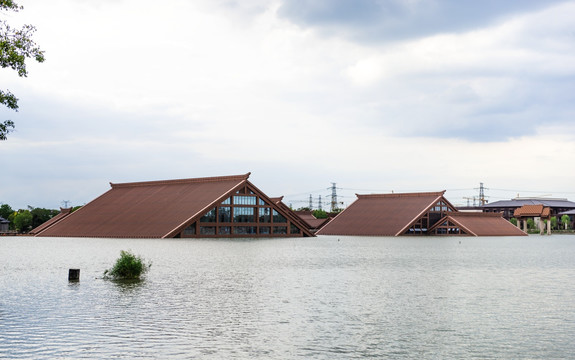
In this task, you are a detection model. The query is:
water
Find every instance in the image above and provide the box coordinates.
[1,235,574,359]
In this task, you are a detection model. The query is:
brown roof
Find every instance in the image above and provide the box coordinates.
[36,174,251,238]
[294,211,330,230]
[317,191,447,236]
[432,212,527,236]
[513,204,551,218]
[29,207,73,235]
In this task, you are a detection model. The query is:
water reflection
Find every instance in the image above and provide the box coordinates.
[0,236,574,359]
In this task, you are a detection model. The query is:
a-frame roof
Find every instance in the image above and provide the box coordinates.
[429,212,527,236]
[35,174,251,238]
[317,191,447,236]
[29,207,73,235]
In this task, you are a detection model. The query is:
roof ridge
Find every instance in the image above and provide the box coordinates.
[357,191,446,199]
[110,173,250,189]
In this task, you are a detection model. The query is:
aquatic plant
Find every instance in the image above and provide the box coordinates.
[104,250,151,280]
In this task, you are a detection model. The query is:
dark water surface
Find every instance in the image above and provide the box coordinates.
[1,235,574,359]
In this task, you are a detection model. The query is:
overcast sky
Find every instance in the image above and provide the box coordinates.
[2,0,575,210]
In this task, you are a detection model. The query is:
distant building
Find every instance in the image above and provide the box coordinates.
[33,173,313,238]
[317,191,526,237]
[482,198,575,220]
[0,216,9,233]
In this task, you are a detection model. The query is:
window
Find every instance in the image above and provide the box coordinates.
[259,207,271,223]
[200,208,216,222]
[290,224,300,234]
[222,197,231,204]
[273,226,287,234]
[273,209,287,223]
[183,223,196,235]
[219,226,231,235]
[234,226,257,235]
[219,207,231,222]
[259,198,266,206]
[260,226,270,235]
[200,226,216,235]
[234,207,255,222]
[234,196,257,205]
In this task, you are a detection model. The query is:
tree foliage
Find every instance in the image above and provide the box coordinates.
[0,203,13,219]
[0,0,44,140]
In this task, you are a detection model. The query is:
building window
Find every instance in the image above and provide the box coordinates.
[260,226,270,234]
[259,198,266,206]
[273,226,287,234]
[273,209,287,223]
[219,207,231,222]
[222,197,231,204]
[200,226,216,235]
[183,223,196,235]
[234,226,257,235]
[219,226,231,235]
[290,224,300,234]
[233,196,256,205]
[259,207,271,223]
[234,207,255,222]
[200,208,216,222]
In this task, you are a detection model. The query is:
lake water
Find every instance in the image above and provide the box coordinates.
[1,235,574,359]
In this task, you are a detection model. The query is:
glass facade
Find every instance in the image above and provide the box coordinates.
[179,186,307,237]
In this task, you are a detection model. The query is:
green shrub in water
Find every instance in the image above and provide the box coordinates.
[104,250,151,280]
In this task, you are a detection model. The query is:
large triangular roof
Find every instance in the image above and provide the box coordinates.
[317,191,448,236]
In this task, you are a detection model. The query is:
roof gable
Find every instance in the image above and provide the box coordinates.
[317,191,446,236]
[441,213,527,236]
[36,174,250,238]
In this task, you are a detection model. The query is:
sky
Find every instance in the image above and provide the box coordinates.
[2,0,575,210]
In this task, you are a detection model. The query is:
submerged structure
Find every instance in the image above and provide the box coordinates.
[317,191,526,237]
[33,173,313,238]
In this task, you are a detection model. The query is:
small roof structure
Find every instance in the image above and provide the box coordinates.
[34,173,313,238]
[513,204,551,218]
[428,212,527,236]
[317,191,526,237]
[294,211,330,232]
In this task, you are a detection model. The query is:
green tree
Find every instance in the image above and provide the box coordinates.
[509,217,517,226]
[550,216,557,230]
[12,209,32,232]
[1,0,45,140]
[0,203,13,219]
[526,218,535,230]
[313,209,328,219]
[29,206,58,228]
[561,214,571,230]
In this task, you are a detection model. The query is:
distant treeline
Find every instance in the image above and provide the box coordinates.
[0,204,80,233]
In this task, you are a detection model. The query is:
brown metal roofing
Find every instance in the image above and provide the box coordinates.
[436,212,527,236]
[317,191,446,236]
[35,174,250,238]
[513,204,551,218]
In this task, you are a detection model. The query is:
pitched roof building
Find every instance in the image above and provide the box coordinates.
[34,173,313,238]
[483,198,575,220]
[317,191,526,237]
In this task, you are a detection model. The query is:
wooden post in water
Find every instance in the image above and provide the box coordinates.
[68,268,80,281]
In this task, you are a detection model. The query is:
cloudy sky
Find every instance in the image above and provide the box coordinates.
[2,0,575,210]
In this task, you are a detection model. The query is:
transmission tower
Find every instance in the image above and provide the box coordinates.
[330,182,339,212]
[318,195,322,211]
[309,194,313,210]
[476,182,488,206]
